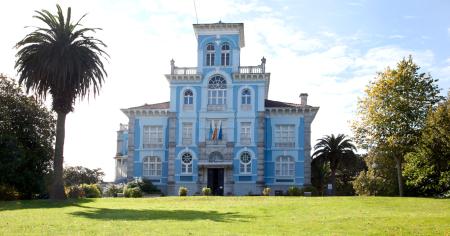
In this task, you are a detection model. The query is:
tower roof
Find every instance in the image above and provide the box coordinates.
[193,22,245,47]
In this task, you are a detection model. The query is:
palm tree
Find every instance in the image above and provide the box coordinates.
[15,5,108,200]
[312,134,356,195]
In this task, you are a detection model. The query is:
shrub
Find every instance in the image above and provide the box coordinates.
[139,179,161,194]
[179,186,188,196]
[124,187,143,198]
[262,187,271,196]
[287,186,302,196]
[127,181,139,189]
[0,184,18,201]
[202,187,211,196]
[81,184,102,198]
[66,185,85,199]
[301,186,319,196]
[126,180,161,194]
[105,185,121,197]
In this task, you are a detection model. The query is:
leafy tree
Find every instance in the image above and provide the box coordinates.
[312,134,356,195]
[63,166,105,186]
[0,75,55,199]
[335,154,366,195]
[403,93,450,196]
[353,149,398,196]
[15,5,108,199]
[352,56,442,196]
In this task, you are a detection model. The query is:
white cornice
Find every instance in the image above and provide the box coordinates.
[165,74,202,82]
[265,107,320,116]
[193,23,245,48]
[121,108,169,118]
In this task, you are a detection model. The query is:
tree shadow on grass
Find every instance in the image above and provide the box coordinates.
[0,198,94,211]
[70,205,251,222]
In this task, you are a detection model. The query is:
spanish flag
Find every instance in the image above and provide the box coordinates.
[212,123,218,140]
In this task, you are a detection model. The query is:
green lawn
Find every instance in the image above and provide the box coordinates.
[0,197,449,235]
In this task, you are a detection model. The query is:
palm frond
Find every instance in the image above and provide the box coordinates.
[15,4,108,113]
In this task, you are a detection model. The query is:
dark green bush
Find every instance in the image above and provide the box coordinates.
[0,184,18,201]
[287,186,302,196]
[81,184,102,198]
[124,187,143,198]
[179,186,188,196]
[126,181,139,189]
[105,185,121,197]
[66,185,85,199]
[140,179,160,194]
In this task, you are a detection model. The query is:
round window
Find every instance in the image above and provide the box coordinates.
[182,153,192,164]
[240,151,251,164]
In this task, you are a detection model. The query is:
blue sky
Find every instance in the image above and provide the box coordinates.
[0,0,449,181]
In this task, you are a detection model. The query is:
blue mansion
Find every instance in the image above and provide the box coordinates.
[114,22,319,195]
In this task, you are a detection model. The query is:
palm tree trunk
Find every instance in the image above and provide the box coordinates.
[395,156,404,197]
[51,111,67,200]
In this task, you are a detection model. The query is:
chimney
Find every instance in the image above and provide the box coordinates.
[300,93,308,106]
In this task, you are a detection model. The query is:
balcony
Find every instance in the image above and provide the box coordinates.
[238,65,263,74]
[173,67,198,75]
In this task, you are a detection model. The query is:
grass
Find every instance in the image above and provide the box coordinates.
[0,197,449,235]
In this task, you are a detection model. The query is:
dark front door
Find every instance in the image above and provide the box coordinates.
[207,168,224,196]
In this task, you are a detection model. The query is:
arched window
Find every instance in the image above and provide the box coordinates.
[275,156,294,177]
[239,151,252,174]
[241,88,251,105]
[221,43,230,66]
[206,43,215,66]
[208,75,227,105]
[143,156,161,177]
[183,89,193,105]
[181,152,193,174]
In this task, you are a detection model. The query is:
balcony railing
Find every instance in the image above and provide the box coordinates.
[170,57,267,75]
[173,67,198,75]
[238,65,264,74]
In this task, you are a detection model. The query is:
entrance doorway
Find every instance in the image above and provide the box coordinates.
[207,168,224,196]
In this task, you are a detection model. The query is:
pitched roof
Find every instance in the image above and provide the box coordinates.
[128,101,170,110]
[265,99,311,108]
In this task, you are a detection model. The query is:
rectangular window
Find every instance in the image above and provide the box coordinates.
[143,126,163,148]
[208,90,227,106]
[240,122,251,145]
[274,125,295,147]
[182,123,193,145]
[221,53,230,66]
[275,156,295,177]
[206,53,215,66]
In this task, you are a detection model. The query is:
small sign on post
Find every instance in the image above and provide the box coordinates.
[327,184,333,196]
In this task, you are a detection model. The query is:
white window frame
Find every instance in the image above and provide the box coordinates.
[275,156,295,177]
[206,43,215,66]
[241,88,251,105]
[181,152,193,174]
[143,156,162,177]
[183,89,193,105]
[207,76,227,107]
[221,43,230,66]
[182,123,193,145]
[240,122,251,145]
[143,125,163,148]
[274,124,295,147]
[239,151,252,174]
